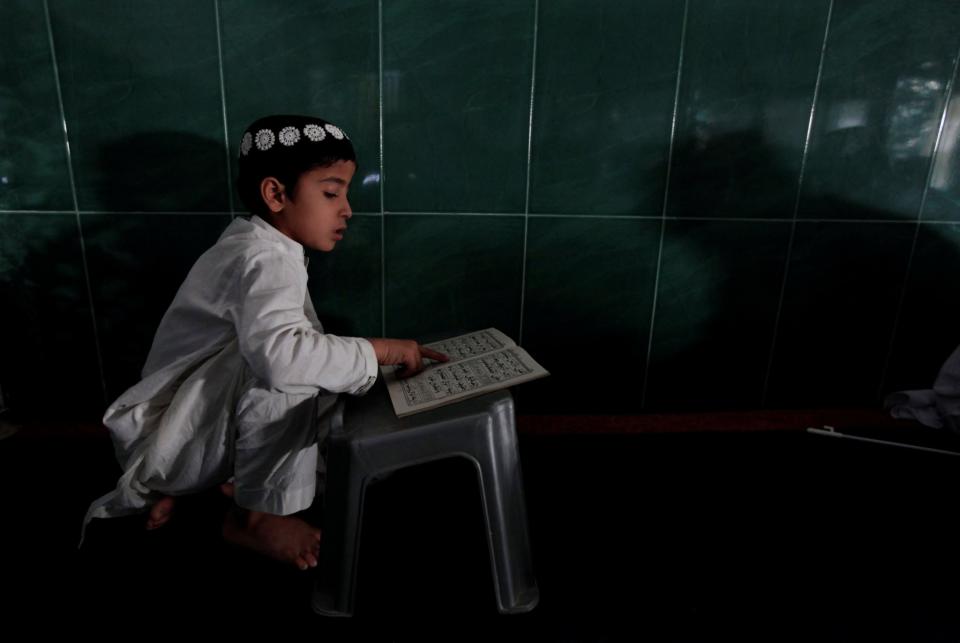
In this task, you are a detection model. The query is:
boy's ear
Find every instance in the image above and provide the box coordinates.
[260,176,286,213]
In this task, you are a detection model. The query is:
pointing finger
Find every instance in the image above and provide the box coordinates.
[420,347,450,362]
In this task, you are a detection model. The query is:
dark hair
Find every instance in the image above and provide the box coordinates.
[235,115,357,217]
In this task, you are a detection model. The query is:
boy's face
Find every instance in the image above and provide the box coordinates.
[268,160,356,252]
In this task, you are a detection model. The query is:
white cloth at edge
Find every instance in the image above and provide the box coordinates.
[884,342,960,433]
[79,215,378,546]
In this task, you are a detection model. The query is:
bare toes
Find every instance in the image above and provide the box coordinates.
[147,496,175,530]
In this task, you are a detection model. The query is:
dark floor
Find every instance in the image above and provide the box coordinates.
[3,422,960,640]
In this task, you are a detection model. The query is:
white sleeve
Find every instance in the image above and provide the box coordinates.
[232,248,378,396]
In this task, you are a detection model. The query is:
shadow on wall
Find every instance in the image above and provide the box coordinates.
[0,207,102,421]
[92,132,230,213]
[516,129,960,416]
[82,133,234,403]
[0,133,233,421]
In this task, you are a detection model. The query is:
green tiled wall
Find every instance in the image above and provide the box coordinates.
[2,0,960,420]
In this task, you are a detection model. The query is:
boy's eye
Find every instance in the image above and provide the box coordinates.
[324,192,339,199]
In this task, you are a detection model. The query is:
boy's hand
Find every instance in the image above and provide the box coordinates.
[366,338,450,379]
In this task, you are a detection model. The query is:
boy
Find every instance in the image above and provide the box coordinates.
[81,115,448,571]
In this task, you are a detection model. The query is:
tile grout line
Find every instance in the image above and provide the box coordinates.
[378,0,386,337]
[4,208,955,224]
[876,42,960,401]
[518,0,539,347]
[387,211,529,217]
[641,0,688,410]
[213,0,236,217]
[74,210,246,216]
[43,0,108,407]
[376,211,942,223]
[761,0,834,408]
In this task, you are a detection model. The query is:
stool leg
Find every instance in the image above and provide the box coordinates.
[473,419,540,613]
[313,446,368,617]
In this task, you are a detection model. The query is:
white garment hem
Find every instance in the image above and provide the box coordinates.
[234,482,316,516]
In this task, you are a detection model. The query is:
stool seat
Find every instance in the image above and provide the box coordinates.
[311,377,539,616]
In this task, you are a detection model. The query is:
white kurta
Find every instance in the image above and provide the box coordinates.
[80,215,378,545]
[886,342,960,433]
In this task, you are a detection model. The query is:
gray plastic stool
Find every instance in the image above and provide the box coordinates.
[311,377,539,617]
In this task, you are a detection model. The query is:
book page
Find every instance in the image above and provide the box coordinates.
[382,343,549,417]
[421,328,515,363]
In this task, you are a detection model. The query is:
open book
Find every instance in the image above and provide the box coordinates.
[379,328,550,418]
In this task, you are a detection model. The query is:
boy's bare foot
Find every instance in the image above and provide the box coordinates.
[222,507,322,571]
[146,496,176,530]
[219,481,323,570]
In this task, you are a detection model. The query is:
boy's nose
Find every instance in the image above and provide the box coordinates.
[343,200,353,217]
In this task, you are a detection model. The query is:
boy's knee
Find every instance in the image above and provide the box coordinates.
[235,382,319,437]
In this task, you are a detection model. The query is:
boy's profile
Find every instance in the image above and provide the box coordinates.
[81,114,448,571]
